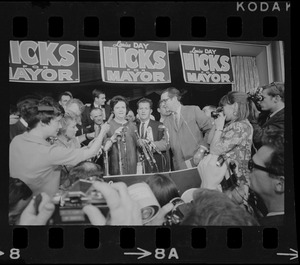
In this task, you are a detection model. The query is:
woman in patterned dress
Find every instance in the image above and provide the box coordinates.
[208,91,257,210]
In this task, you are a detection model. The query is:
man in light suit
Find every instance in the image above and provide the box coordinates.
[160,87,213,170]
[136,98,169,173]
[252,82,285,151]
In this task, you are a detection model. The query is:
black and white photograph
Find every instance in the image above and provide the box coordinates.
[0,1,296,264]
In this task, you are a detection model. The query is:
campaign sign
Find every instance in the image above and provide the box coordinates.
[99,41,171,83]
[179,44,234,84]
[9,41,80,83]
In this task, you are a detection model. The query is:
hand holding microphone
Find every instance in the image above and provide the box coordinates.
[158,125,169,145]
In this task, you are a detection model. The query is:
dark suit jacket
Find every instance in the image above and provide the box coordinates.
[163,105,213,170]
[10,119,27,142]
[81,104,111,130]
[137,119,170,173]
[252,108,284,150]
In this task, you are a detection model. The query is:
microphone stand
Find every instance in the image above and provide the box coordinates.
[144,141,159,173]
[164,127,172,172]
[104,150,109,176]
[135,130,154,173]
[117,136,123,175]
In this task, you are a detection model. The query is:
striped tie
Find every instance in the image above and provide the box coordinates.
[141,122,145,138]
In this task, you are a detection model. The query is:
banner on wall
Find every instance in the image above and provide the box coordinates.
[9,41,80,83]
[179,44,234,84]
[99,41,171,83]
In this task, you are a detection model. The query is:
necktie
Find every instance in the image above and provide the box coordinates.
[141,122,145,138]
[174,112,179,128]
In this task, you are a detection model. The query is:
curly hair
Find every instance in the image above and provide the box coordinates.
[181,188,259,226]
[261,129,284,177]
[26,97,63,130]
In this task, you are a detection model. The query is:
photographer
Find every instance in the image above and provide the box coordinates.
[207,92,258,209]
[208,91,257,181]
[82,181,174,226]
[250,82,285,151]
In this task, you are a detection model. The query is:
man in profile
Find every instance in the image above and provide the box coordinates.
[249,130,284,226]
[160,87,212,170]
[252,82,284,150]
[157,99,171,123]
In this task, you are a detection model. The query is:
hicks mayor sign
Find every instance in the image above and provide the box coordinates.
[179,44,234,84]
[100,41,171,84]
[9,41,80,83]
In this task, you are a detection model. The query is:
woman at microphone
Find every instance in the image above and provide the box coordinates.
[103,96,138,175]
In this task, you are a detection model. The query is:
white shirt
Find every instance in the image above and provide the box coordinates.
[173,104,182,124]
[266,211,284,217]
[20,117,28,127]
[140,119,150,138]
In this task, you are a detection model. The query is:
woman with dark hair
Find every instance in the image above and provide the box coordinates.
[103,95,138,175]
[145,174,180,207]
[208,91,256,179]
[10,97,110,197]
[207,91,257,209]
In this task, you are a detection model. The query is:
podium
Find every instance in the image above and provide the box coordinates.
[103,167,202,196]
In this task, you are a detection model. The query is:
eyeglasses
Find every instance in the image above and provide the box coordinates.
[248,158,278,176]
[160,98,171,104]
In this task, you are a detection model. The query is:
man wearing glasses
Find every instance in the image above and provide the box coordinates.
[249,129,284,226]
[252,82,285,151]
[160,87,212,170]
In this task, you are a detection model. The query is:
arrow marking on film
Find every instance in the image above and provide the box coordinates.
[277,248,298,260]
[0,251,4,257]
[124,247,152,259]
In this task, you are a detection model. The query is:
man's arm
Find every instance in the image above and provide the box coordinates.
[195,106,213,145]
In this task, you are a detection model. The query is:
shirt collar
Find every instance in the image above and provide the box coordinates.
[141,119,150,127]
[22,131,50,146]
[266,211,284,217]
[270,106,284,118]
[19,117,28,127]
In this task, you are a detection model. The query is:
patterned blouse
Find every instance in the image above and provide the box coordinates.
[210,119,253,181]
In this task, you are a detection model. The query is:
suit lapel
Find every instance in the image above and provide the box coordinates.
[264,109,284,126]
[177,105,185,130]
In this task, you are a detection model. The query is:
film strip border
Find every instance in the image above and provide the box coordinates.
[0,1,296,264]
[3,2,290,40]
[2,226,296,263]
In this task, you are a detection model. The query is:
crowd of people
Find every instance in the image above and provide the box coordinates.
[9,82,285,226]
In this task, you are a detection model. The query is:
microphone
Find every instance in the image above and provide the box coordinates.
[148,140,162,155]
[145,127,162,155]
[135,130,152,164]
[158,125,169,145]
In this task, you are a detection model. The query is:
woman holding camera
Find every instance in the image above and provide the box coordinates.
[103,96,138,175]
[208,91,257,191]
